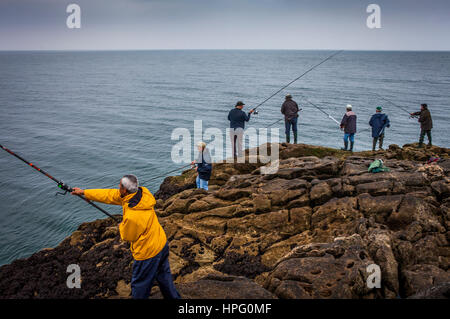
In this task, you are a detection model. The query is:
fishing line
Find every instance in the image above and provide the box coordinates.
[252,50,344,112]
[0,144,119,222]
[300,96,341,127]
[93,51,345,190]
[139,163,193,186]
[372,92,412,116]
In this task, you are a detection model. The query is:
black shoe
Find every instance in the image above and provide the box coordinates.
[349,142,354,152]
[341,141,348,151]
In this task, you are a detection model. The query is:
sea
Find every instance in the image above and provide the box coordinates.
[0,50,449,266]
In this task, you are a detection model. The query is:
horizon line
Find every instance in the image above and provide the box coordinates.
[1,48,450,53]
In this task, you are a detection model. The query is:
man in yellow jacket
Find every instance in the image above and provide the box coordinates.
[71,174,180,299]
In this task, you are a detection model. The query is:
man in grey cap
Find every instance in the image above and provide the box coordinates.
[281,94,300,143]
[228,101,255,160]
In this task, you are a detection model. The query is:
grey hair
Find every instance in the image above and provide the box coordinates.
[121,174,139,193]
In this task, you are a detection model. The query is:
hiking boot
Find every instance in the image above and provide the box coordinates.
[286,134,290,144]
[293,132,298,144]
[372,138,377,152]
[341,140,348,151]
[349,142,354,152]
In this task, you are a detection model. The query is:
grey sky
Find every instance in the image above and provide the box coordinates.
[0,0,449,50]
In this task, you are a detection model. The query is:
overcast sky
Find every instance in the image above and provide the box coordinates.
[0,0,449,50]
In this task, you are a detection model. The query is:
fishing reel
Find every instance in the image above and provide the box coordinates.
[252,109,259,115]
[56,182,73,196]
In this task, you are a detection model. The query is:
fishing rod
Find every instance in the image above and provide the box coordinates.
[0,144,120,222]
[139,163,193,186]
[266,118,284,127]
[301,96,341,127]
[103,162,194,190]
[372,92,413,116]
[252,50,344,112]
[265,108,304,128]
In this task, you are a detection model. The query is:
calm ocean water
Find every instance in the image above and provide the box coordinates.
[0,50,449,266]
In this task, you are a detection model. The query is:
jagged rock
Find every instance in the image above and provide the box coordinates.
[215,188,252,201]
[151,275,276,299]
[408,282,450,299]
[1,143,449,299]
[264,235,376,299]
[358,193,403,223]
[365,229,399,297]
[310,182,333,205]
[401,264,450,297]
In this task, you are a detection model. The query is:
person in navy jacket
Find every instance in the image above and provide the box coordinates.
[369,106,390,151]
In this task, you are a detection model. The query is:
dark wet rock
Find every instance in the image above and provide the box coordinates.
[264,235,376,299]
[151,274,276,299]
[408,282,450,299]
[401,264,450,297]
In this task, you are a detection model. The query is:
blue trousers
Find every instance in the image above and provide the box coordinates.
[131,242,181,299]
[344,133,355,143]
[285,117,298,135]
[196,175,209,191]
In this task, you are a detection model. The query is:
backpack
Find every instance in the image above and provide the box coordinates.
[368,159,390,173]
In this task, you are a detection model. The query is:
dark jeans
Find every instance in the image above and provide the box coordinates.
[419,129,432,145]
[131,242,181,299]
[284,117,298,136]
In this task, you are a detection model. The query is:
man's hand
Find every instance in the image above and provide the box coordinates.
[71,187,84,196]
[249,109,255,114]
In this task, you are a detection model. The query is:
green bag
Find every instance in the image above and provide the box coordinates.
[368,159,390,173]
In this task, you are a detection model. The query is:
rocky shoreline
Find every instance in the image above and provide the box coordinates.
[0,143,449,299]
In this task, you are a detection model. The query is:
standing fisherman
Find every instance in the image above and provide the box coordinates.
[340,104,357,152]
[410,103,433,148]
[281,94,300,144]
[228,101,255,160]
[369,106,390,151]
[71,175,180,299]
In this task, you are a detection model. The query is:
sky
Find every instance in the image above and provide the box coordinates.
[0,0,449,50]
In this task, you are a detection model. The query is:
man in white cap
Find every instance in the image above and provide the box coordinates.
[340,104,357,152]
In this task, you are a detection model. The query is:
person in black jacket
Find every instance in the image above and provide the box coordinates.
[340,104,357,152]
[281,94,300,144]
[410,103,433,148]
[228,101,255,160]
[191,142,212,190]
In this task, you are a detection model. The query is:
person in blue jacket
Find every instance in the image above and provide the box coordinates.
[369,106,390,151]
[228,101,255,160]
[191,142,212,191]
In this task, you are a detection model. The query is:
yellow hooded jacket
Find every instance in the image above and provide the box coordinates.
[84,187,167,260]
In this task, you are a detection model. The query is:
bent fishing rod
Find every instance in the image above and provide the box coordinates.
[252,50,343,113]
[371,92,415,117]
[0,144,120,222]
